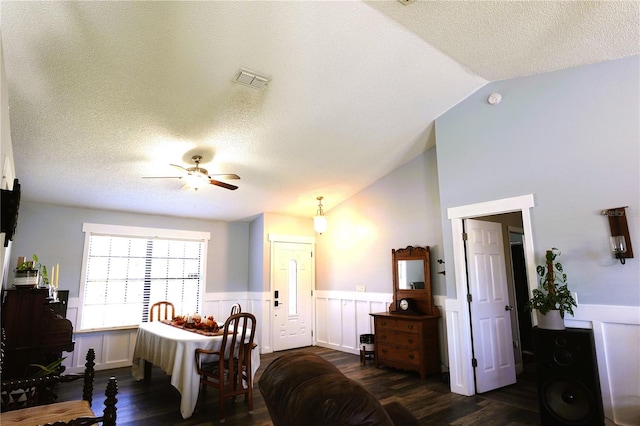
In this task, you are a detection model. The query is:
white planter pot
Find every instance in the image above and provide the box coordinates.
[536,309,565,330]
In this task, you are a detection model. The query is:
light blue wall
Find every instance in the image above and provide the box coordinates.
[248,213,265,293]
[317,147,445,294]
[436,56,640,306]
[8,202,250,297]
[6,57,638,308]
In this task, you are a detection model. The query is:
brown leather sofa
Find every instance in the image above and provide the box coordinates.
[258,352,420,426]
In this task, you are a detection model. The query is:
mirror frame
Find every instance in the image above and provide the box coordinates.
[392,245,437,316]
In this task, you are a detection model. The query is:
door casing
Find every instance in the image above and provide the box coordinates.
[446,194,537,396]
[268,234,316,352]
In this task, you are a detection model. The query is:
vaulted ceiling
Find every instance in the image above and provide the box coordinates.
[2,1,638,221]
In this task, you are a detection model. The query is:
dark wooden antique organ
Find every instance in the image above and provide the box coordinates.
[1,288,74,379]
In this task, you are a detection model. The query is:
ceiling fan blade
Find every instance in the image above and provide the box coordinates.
[170,164,189,174]
[209,173,240,180]
[209,180,238,191]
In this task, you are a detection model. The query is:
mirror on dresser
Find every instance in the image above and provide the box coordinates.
[391,245,437,316]
[368,245,441,379]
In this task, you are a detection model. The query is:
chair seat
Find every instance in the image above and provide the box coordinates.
[1,400,94,426]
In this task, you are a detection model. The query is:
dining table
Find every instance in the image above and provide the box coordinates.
[132,321,260,419]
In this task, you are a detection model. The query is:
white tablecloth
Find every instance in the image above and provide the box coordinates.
[132,321,260,419]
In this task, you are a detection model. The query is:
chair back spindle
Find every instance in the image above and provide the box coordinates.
[230,303,241,316]
[150,301,175,322]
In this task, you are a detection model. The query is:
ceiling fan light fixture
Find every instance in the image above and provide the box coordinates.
[314,196,327,234]
[185,171,208,190]
[144,154,240,191]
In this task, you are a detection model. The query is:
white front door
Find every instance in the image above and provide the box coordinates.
[272,241,313,351]
[465,218,517,393]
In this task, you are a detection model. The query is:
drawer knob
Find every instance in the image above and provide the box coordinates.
[407,324,414,330]
[408,354,415,360]
[382,349,388,354]
[381,334,387,340]
[408,338,414,344]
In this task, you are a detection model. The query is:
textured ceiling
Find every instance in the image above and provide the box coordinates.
[1,1,638,222]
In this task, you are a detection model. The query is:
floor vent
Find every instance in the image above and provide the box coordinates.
[233,68,270,90]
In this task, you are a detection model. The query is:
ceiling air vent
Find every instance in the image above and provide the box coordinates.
[233,68,270,90]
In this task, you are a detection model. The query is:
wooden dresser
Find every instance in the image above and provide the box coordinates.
[370,312,440,379]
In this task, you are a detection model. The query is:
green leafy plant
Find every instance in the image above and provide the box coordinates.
[525,248,577,318]
[16,254,49,286]
[27,357,67,378]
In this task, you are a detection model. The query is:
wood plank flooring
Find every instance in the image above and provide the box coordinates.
[65,346,541,425]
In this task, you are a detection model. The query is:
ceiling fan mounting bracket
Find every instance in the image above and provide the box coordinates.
[188,155,207,174]
[187,166,208,175]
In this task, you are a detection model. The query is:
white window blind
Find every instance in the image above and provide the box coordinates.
[79,224,209,331]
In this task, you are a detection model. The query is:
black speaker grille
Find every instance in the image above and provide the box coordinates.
[532,327,604,426]
[543,378,594,422]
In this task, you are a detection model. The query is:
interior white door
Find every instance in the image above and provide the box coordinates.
[465,218,517,393]
[272,241,313,351]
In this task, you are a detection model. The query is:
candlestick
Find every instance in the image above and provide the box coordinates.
[55,263,59,288]
[51,265,55,287]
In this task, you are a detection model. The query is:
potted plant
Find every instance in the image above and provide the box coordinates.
[14,254,49,288]
[0,357,68,410]
[27,356,67,378]
[525,248,577,330]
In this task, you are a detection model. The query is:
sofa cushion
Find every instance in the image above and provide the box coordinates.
[259,352,417,426]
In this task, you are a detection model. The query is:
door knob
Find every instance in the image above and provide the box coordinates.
[505,305,514,311]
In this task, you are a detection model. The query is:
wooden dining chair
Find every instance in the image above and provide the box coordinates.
[150,301,175,322]
[195,312,256,423]
[230,303,241,316]
[0,347,118,426]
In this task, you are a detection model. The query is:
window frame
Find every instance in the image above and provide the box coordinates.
[77,223,210,332]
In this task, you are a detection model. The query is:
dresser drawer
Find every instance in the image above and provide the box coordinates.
[376,330,420,349]
[377,343,421,367]
[375,317,421,333]
[371,313,441,379]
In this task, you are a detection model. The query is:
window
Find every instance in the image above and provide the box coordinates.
[78,223,210,331]
[288,259,297,316]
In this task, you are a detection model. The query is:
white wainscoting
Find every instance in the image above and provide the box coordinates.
[62,292,262,373]
[314,290,390,353]
[565,304,640,426]
[443,296,640,426]
[314,290,448,367]
[61,291,638,425]
[65,290,448,372]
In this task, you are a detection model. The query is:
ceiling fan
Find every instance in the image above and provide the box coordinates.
[144,155,240,191]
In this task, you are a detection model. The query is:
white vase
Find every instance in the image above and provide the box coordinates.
[536,309,565,330]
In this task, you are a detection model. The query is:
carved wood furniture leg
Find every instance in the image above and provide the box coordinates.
[102,376,118,426]
[83,348,96,404]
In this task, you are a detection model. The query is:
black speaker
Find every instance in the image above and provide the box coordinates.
[532,327,605,426]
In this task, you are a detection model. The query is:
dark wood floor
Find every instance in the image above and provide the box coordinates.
[68,346,541,425]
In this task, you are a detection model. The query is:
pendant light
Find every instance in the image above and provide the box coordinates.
[314,196,327,234]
